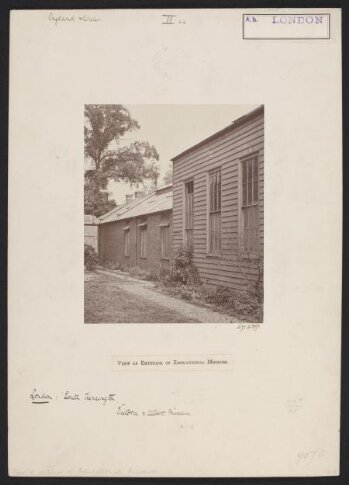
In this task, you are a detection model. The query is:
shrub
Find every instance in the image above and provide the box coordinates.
[84,244,98,271]
[204,286,262,322]
[171,245,200,285]
[205,286,235,307]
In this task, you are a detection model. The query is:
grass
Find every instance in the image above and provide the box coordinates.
[85,273,199,323]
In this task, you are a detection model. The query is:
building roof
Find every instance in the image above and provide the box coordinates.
[99,185,173,224]
[118,186,172,221]
[99,196,149,224]
[171,105,264,162]
[98,204,126,222]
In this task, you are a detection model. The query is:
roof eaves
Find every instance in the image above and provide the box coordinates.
[171,105,264,162]
[117,192,173,221]
[99,193,154,224]
[99,203,126,220]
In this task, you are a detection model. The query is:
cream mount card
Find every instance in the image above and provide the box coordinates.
[9,8,342,477]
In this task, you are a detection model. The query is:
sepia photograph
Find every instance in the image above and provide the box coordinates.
[84,104,264,323]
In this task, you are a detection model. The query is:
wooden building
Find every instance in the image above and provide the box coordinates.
[171,106,264,291]
[98,185,173,276]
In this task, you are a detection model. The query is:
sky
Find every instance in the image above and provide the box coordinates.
[108,104,259,205]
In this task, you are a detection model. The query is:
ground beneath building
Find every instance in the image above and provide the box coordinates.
[84,270,240,324]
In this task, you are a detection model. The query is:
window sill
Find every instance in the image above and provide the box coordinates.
[161,257,170,261]
[206,253,222,259]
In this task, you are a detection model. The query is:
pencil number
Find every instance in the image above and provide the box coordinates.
[296,449,325,466]
[162,15,186,25]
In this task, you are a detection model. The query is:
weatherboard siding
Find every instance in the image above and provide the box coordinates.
[98,211,172,276]
[172,112,264,290]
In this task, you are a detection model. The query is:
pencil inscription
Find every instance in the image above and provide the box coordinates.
[296,449,325,465]
[161,14,186,25]
[285,398,303,414]
[29,388,191,417]
[48,12,101,26]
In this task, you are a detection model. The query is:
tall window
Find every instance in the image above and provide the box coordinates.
[124,227,130,256]
[139,222,148,258]
[241,156,259,254]
[184,180,194,247]
[160,218,171,259]
[208,170,221,254]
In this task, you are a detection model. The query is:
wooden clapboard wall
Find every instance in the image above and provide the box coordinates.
[172,108,264,290]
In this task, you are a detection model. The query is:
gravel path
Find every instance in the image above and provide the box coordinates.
[95,269,240,323]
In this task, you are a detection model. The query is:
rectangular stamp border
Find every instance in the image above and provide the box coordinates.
[242,13,330,40]
[111,354,234,372]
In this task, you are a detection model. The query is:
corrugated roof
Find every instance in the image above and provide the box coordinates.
[100,196,150,224]
[118,187,172,221]
[99,184,173,224]
[98,204,126,222]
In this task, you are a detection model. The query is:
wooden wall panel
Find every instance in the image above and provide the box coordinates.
[173,112,264,290]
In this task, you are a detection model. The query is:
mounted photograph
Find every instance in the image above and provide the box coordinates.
[84,104,264,323]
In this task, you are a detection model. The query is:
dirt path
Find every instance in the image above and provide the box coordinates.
[85,272,198,323]
[88,269,239,323]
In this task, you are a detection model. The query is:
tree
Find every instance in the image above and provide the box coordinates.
[84,173,116,216]
[84,104,160,216]
[162,167,173,185]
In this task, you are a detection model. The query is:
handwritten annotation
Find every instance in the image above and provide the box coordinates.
[48,13,101,26]
[29,388,191,417]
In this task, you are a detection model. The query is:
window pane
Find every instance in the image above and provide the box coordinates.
[186,181,194,195]
[162,226,170,258]
[186,229,193,247]
[242,157,259,206]
[214,173,218,211]
[247,159,252,205]
[209,175,213,211]
[209,211,221,253]
[124,231,129,256]
[242,162,247,206]
[208,171,221,252]
[184,181,194,246]
[242,206,259,252]
[209,171,221,212]
[140,228,147,257]
[253,157,258,203]
[185,193,193,229]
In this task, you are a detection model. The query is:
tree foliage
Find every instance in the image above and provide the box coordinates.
[162,167,173,185]
[84,104,160,216]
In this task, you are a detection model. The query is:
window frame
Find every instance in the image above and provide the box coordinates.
[183,179,194,247]
[123,226,130,257]
[239,153,260,258]
[160,221,171,260]
[207,168,222,256]
[138,220,148,259]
